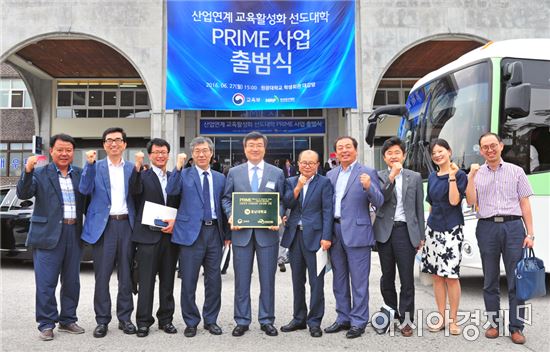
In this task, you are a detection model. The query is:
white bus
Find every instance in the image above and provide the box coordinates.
[366,39,550,272]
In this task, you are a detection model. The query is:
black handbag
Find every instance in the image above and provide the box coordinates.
[515,248,546,301]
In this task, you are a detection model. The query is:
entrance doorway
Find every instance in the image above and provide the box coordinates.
[211,135,324,169]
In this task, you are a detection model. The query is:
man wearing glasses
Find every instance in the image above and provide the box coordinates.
[466,132,534,345]
[280,150,334,338]
[80,127,137,338]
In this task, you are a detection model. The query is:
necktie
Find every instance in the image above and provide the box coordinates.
[202,171,212,221]
[251,166,259,192]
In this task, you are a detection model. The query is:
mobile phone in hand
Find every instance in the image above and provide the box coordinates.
[154,219,168,227]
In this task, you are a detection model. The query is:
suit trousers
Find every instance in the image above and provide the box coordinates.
[233,231,278,326]
[92,218,134,324]
[476,219,526,332]
[289,228,325,328]
[179,224,223,327]
[135,235,178,328]
[377,223,416,323]
[330,222,372,328]
[33,223,82,331]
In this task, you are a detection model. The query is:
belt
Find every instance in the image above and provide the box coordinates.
[63,218,77,225]
[480,215,522,223]
[334,218,341,224]
[109,214,129,220]
[393,221,407,227]
[297,224,304,231]
[203,219,218,226]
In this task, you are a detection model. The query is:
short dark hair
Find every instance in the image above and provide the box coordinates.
[146,138,170,154]
[50,133,76,149]
[478,132,502,145]
[243,131,268,148]
[381,137,405,155]
[102,127,127,142]
[429,138,452,153]
[333,136,358,151]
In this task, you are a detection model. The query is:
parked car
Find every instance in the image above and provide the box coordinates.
[1,185,93,262]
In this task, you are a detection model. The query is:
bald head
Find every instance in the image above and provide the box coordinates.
[298,150,319,178]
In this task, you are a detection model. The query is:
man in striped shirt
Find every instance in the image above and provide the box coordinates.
[466,132,534,345]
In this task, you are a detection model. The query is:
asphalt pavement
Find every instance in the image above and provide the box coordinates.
[1,257,548,352]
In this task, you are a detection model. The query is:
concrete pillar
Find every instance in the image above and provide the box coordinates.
[150,109,179,170]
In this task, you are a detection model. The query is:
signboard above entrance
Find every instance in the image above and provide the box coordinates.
[167,0,357,110]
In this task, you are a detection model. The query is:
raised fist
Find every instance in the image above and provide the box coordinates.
[449,162,459,177]
[469,163,480,178]
[135,151,144,171]
[360,173,371,190]
[25,155,39,173]
[85,150,97,164]
[176,153,187,171]
[389,162,403,180]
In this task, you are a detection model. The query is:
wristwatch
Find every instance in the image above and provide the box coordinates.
[448,178,456,182]
[526,234,535,240]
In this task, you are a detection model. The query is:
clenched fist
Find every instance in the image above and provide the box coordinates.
[86,150,97,164]
[389,162,402,182]
[135,151,144,171]
[449,162,459,177]
[25,155,39,173]
[360,173,371,190]
[176,153,187,171]
[469,163,480,179]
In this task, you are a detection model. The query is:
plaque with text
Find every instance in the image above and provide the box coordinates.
[231,192,279,228]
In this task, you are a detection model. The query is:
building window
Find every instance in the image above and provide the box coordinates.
[0,79,32,108]
[0,142,33,177]
[55,80,151,119]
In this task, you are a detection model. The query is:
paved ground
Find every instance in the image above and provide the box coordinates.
[1,256,548,352]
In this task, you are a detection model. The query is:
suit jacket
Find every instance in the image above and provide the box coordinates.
[222,162,285,247]
[16,163,86,249]
[283,165,297,178]
[326,162,384,248]
[130,168,180,244]
[166,166,226,246]
[373,169,426,247]
[79,158,136,244]
[281,175,334,252]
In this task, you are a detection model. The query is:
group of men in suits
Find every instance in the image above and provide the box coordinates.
[20,127,427,341]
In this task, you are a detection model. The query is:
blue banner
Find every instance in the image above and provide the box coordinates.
[200,119,325,134]
[167,0,356,110]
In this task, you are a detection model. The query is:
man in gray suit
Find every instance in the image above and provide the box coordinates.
[222,131,285,337]
[373,137,425,337]
[325,136,384,339]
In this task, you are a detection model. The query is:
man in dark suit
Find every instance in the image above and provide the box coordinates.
[325,136,384,339]
[17,134,86,341]
[280,150,334,338]
[374,137,425,337]
[166,136,228,338]
[79,127,137,338]
[283,159,297,178]
[129,138,180,337]
[222,131,285,337]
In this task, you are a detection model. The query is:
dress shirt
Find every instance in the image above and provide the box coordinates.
[298,174,315,225]
[108,157,128,215]
[196,165,217,219]
[151,164,167,204]
[390,168,406,222]
[54,164,76,219]
[247,160,265,188]
[334,160,357,218]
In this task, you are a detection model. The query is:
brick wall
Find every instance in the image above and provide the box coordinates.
[0,109,35,140]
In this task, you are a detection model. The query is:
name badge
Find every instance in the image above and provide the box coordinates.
[266,181,276,190]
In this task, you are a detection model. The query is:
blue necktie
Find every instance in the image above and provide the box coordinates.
[202,171,212,221]
[251,166,259,192]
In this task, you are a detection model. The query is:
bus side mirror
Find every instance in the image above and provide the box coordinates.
[505,83,531,118]
[365,121,377,147]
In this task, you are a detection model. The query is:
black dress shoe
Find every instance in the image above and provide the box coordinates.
[184,326,197,337]
[232,325,249,337]
[346,326,365,339]
[324,322,351,333]
[310,326,323,337]
[93,324,108,338]
[260,324,278,336]
[280,321,307,332]
[118,321,137,335]
[204,323,222,335]
[136,327,149,337]
[159,323,178,334]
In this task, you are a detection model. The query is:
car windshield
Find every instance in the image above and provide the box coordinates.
[399,61,491,178]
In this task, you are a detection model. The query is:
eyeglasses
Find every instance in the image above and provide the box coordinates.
[299,161,318,167]
[480,143,499,152]
[150,151,168,156]
[193,148,211,155]
[245,143,265,149]
[104,138,124,145]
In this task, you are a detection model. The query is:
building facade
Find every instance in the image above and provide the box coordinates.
[1,0,549,179]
